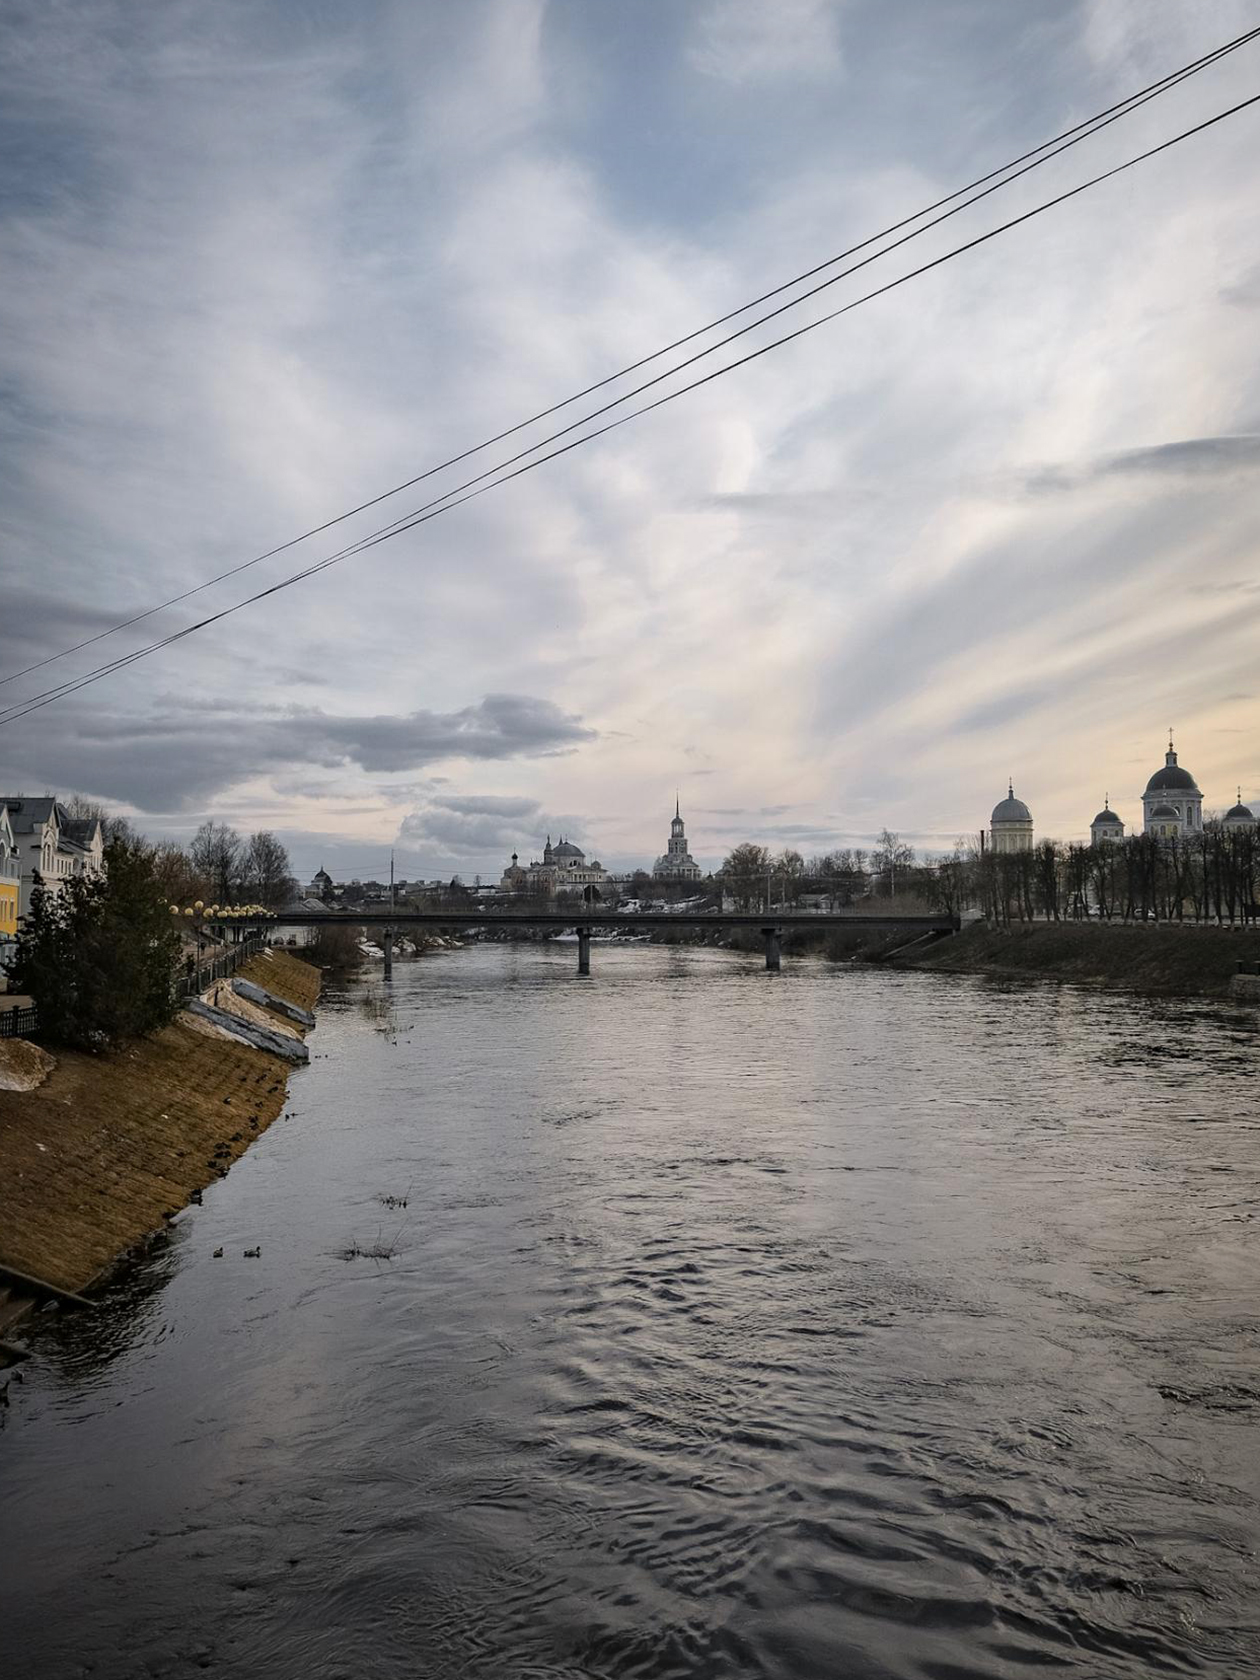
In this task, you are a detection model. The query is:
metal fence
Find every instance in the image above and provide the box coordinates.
[0,937,267,1041]
[0,1004,39,1040]
[174,936,267,1001]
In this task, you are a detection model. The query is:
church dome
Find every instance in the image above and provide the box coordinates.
[1225,801,1254,822]
[1145,739,1199,794]
[991,789,1031,824]
[1149,803,1179,820]
[552,839,584,859]
[1145,765,1198,792]
[1092,807,1122,826]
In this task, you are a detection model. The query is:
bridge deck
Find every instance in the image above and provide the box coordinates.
[264,910,956,931]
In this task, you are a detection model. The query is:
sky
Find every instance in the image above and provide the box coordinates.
[2,0,1259,884]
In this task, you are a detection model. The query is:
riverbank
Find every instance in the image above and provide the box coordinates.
[885,919,1260,996]
[0,949,320,1349]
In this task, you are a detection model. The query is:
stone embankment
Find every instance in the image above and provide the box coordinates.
[0,949,320,1357]
[884,920,1260,998]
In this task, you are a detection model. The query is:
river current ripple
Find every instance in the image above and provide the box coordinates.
[2,944,1258,1678]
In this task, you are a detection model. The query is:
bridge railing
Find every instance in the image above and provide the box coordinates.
[174,936,268,1002]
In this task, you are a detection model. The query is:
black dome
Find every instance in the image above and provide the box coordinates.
[1145,764,1198,793]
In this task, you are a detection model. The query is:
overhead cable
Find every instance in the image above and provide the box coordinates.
[2,21,1257,691]
[2,88,1258,726]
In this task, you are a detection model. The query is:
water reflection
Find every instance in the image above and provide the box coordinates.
[2,946,1258,1678]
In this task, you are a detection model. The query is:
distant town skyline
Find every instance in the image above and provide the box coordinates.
[3,3,1259,884]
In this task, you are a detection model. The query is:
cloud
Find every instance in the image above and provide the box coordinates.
[1026,434,1260,494]
[954,684,1056,735]
[311,694,595,773]
[0,693,594,811]
[396,789,597,864]
[688,0,843,86]
[427,793,542,818]
[4,0,1260,861]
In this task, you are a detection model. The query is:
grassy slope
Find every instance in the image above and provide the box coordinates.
[0,950,320,1295]
[896,921,1260,996]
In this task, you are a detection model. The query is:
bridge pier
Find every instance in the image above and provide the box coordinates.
[382,929,393,979]
[762,926,781,972]
[577,926,591,977]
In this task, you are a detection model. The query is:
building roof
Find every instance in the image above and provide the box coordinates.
[1092,808,1123,826]
[0,796,60,834]
[552,839,584,859]
[1145,739,1199,795]
[1224,802,1255,822]
[1145,765,1199,793]
[991,784,1032,824]
[61,817,101,846]
[1149,803,1179,820]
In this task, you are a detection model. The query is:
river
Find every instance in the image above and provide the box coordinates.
[2,943,1258,1678]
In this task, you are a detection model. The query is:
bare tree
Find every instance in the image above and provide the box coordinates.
[871,829,915,897]
[776,848,805,905]
[63,793,136,844]
[721,843,772,911]
[240,830,296,908]
[149,840,203,906]
[190,821,241,904]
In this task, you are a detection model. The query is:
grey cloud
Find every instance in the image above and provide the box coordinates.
[309,695,595,773]
[1027,434,1260,495]
[705,490,862,520]
[397,792,591,865]
[1189,581,1260,598]
[429,793,543,818]
[1222,266,1260,309]
[0,587,155,676]
[0,693,594,811]
[955,685,1055,735]
[398,807,535,856]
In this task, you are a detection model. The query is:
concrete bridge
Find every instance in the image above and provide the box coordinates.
[260,909,958,975]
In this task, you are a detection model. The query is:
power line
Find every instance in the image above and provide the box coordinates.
[2,87,1258,728]
[2,23,1257,692]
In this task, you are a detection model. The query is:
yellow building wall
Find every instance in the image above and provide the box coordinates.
[0,879,18,936]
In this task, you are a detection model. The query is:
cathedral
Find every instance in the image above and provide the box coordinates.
[654,798,702,881]
[1103,736,1254,841]
[499,835,609,898]
[988,784,1035,852]
[991,737,1256,849]
[1140,736,1203,838]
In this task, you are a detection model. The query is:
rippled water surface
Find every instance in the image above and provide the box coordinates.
[3,944,1259,1678]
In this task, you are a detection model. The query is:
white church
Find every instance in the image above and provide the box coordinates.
[653,798,702,881]
[988,736,1256,850]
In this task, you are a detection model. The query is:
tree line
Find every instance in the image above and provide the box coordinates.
[922,827,1260,925]
[715,824,1260,924]
[62,798,297,910]
[717,832,914,909]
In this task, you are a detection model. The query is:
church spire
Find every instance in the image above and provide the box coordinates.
[675,790,680,821]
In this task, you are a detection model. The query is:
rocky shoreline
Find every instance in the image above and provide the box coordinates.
[0,949,321,1362]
